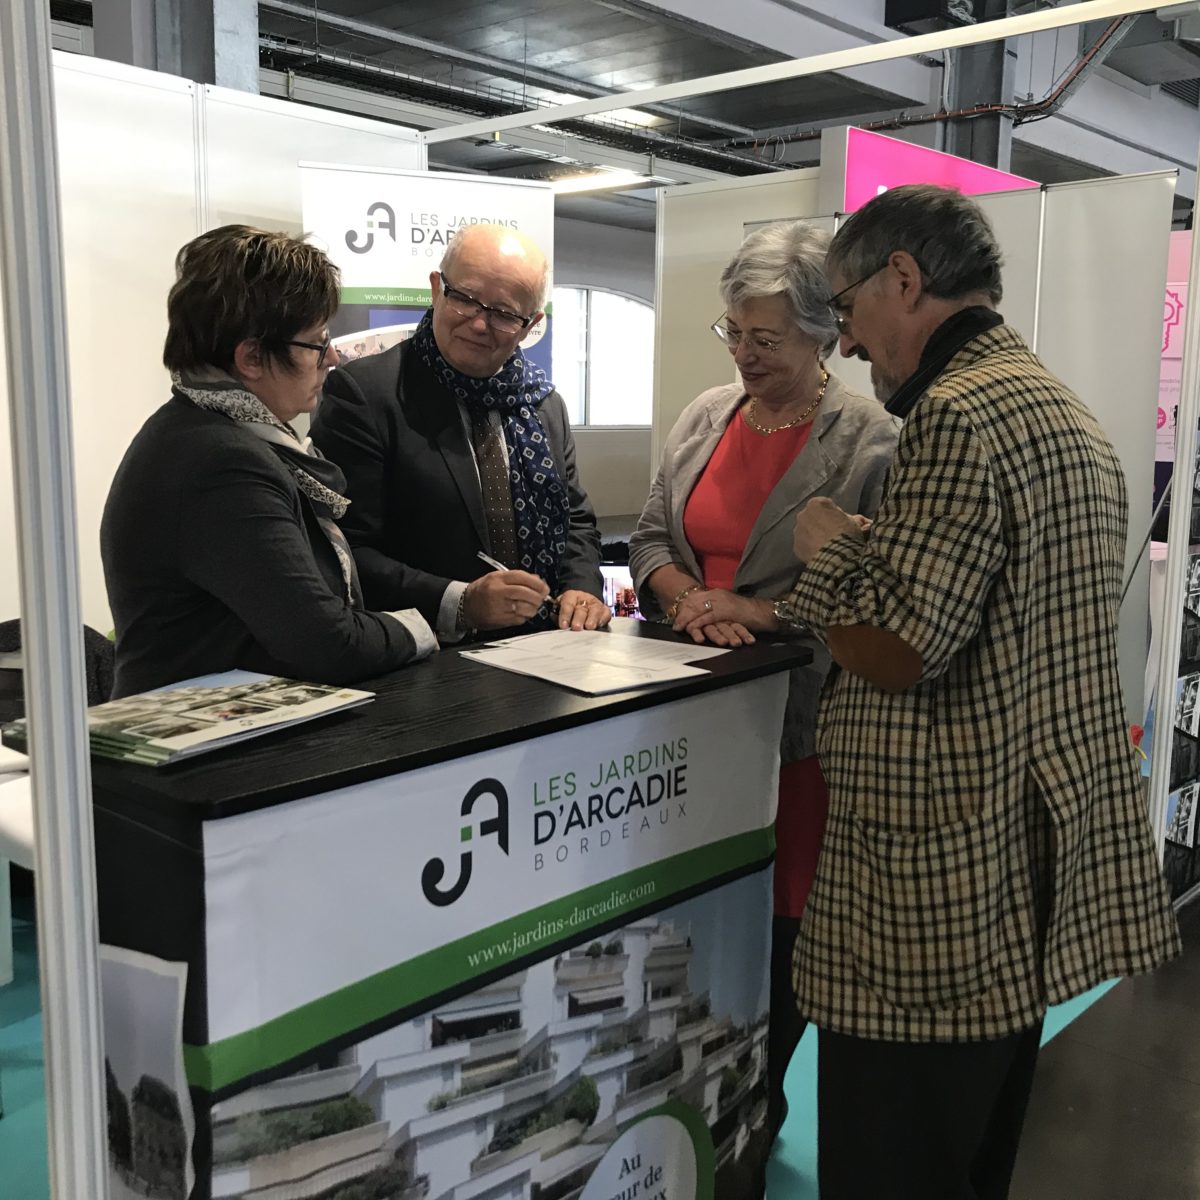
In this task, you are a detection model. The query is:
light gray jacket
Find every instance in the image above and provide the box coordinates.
[629,374,900,761]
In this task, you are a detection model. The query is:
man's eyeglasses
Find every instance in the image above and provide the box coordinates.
[287,335,332,362]
[710,316,784,354]
[439,273,535,334]
[826,263,889,335]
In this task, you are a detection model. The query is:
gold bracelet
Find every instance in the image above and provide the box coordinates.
[667,584,701,622]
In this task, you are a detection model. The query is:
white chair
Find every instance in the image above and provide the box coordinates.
[0,755,32,989]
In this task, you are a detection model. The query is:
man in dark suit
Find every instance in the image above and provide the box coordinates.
[312,224,607,640]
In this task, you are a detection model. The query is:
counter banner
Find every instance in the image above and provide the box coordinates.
[190,678,785,1200]
[299,163,555,374]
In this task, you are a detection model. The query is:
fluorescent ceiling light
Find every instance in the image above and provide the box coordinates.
[551,169,654,194]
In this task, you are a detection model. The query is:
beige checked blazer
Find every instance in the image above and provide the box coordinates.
[787,324,1180,1042]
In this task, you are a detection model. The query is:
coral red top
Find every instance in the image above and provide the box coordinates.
[682,407,829,918]
[683,411,811,589]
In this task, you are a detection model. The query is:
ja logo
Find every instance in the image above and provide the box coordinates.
[345,201,397,255]
[421,779,509,907]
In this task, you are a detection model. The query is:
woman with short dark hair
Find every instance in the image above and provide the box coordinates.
[101,225,436,697]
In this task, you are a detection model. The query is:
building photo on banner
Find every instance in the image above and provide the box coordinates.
[300,164,555,373]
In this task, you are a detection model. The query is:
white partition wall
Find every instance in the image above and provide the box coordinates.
[0,55,423,634]
[0,55,200,632]
[1036,173,1176,723]
[654,168,1173,721]
[653,170,823,465]
[203,86,423,232]
[972,188,1043,346]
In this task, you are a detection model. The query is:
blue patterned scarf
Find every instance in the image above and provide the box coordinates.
[412,309,570,594]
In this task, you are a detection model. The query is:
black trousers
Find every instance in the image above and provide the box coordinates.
[817,1020,1044,1200]
[767,914,806,1135]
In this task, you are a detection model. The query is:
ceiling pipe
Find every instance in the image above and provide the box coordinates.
[420,0,1166,145]
[258,0,756,141]
[721,15,1140,156]
[259,35,786,175]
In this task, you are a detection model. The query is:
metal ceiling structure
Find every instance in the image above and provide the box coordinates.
[51,0,1200,227]
[251,0,915,227]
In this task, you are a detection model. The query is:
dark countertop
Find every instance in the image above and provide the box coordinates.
[89,620,810,825]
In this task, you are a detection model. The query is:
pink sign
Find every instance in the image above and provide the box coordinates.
[841,127,1037,214]
[1159,230,1192,463]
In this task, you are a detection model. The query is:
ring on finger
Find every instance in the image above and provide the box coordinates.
[703,599,713,612]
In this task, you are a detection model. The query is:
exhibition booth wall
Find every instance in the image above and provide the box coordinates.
[0,52,423,634]
[0,53,657,637]
[654,164,1176,725]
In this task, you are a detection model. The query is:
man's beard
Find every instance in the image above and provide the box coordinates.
[866,358,897,403]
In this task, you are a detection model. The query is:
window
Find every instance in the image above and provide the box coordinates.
[551,286,654,426]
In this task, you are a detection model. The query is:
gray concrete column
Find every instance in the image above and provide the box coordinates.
[93,0,259,93]
[92,0,157,70]
[943,0,1016,170]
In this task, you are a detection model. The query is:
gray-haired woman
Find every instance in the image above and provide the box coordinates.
[629,219,899,1140]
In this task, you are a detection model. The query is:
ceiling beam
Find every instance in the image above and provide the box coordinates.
[258,0,755,140]
[256,67,731,187]
[423,0,1170,145]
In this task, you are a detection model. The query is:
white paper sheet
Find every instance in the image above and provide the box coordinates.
[462,626,720,694]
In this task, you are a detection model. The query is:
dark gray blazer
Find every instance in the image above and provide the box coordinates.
[629,375,900,760]
[101,396,422,698]
[311,341,602,622]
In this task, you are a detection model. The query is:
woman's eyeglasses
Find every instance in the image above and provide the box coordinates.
[710,318,783,354]
[286,335,332,362]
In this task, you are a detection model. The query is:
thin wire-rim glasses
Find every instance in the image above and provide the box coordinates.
[709,315,784,354]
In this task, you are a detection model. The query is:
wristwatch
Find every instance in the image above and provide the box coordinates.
[772,599,807,632]
[455,587,475,635]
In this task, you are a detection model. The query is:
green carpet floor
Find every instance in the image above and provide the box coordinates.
[0,899,49,1200]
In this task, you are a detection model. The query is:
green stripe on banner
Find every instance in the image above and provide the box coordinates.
[338,287,554,315]
[341,286,432,306]
[184,827,773,1092]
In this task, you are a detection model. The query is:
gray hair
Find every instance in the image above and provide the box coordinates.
[718,221,839,357]
[828,184,1004,305]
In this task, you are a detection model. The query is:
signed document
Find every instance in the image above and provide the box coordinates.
[460,623,724,695]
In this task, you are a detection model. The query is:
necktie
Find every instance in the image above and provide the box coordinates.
[470,409,520,568]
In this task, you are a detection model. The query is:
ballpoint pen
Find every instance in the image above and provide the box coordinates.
[475,549,509,573]
[476,550,561,612]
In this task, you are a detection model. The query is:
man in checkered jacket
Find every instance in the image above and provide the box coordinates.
[786,184,1180,1198]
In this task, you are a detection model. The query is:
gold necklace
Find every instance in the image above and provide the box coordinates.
[744,368,829,435]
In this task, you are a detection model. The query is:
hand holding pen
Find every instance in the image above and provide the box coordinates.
[474,551,613,631]
[464,551,550,628]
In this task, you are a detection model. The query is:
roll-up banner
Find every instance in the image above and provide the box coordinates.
[300,163,555,372]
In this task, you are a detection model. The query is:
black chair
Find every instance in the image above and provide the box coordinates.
[0,619,115,919]
[597,514,639,566]
[0,619,115,713]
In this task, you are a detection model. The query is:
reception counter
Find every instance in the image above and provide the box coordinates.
[90,622,811,1200]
